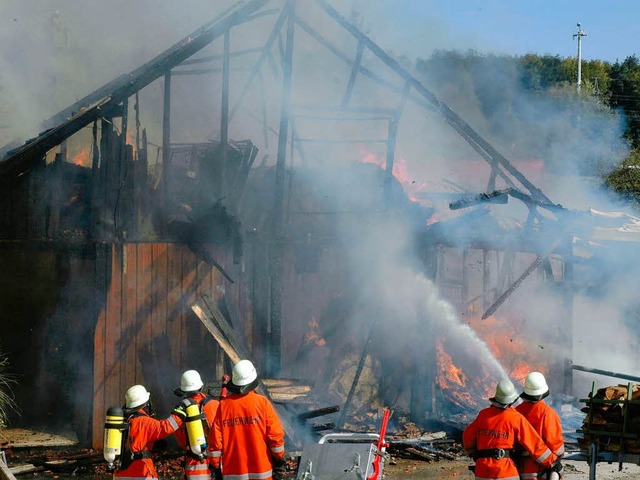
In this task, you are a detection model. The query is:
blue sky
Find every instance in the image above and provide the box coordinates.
[359,0,640,63]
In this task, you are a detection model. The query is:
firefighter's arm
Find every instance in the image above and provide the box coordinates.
[517,415,557,468]
[265,401,286,461]
[207,409,223,469]
[140,414,183,443]
[542,410,566,457]
[461,420,478,456]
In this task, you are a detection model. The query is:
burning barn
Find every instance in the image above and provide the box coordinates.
[0,0,638,452]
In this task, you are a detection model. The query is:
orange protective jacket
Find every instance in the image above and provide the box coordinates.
[114,410,182,480]
[174,392,220,480]
[208,391,285,480]
[463,404,557,480]
[515,400,565,480]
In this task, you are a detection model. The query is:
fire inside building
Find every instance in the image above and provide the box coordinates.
[0,0,638,455]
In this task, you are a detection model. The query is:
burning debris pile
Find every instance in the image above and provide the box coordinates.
[578,383,640,454]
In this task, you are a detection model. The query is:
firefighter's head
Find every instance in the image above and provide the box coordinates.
[124,384,155,416]
[229,359,259,395]
[490,379,518,408]
[174,369,204,397]
[520,371,549,402]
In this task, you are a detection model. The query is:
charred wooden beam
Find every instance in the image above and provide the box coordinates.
[341,39,364,108]
[384,80,410,206]
[229,5,289,122]
[268,0,295,377]
[297,405,340,421]
[449,190,509,210]
[569,362,640,383]
[311,422,336,432]
[481,236,567,319]
[221,28,231,145]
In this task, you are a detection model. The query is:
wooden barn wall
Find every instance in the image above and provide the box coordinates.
[92,242,234,447]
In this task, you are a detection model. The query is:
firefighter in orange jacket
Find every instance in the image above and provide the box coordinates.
[173,370,220,480]
[208,359,286,480]
[463,379,560,480]
[114,385,183,480]
[515,372,565,480]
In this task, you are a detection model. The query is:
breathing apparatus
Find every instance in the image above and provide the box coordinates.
[103,406,125,469]
[183,398,207,459]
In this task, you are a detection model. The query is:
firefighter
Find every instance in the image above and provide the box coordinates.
[172,370,220,480]
[114,384,184,480]
[463,379,561,480]
[515,372,565,480]
[208,359,286,480]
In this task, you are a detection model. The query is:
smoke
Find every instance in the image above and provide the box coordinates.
[3,0,639,429]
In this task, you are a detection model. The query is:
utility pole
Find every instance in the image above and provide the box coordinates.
[573,23,587,92]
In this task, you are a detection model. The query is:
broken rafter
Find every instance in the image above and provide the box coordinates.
[190,297,299,447]
[481,235,567,319]
[0,0,271,178]
[448,190,509,210]
[569,363,640,383]
[313,0,555,206]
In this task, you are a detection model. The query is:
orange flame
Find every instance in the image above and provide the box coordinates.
[437,313,549,409]
[304,317,326,347]
[358,148,426,202]
[71,148,90,167]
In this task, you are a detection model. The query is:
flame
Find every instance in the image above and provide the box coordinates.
[358,148,427,202]
[71,148,90,167]
[437,313,549,410]
[437,342,485,408]
[304,317,326,347]
[126,132,138,158]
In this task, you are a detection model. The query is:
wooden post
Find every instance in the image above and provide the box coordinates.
[384,81,410,206]
[162,71,172,236]
[268,0,295,377]
[561,241,574,397]
[221,28,231,145]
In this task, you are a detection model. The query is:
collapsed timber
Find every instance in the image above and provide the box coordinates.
[0,425,465,480]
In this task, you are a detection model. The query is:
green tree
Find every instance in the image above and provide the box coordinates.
[610,55,640,149]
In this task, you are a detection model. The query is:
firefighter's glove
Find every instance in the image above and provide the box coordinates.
[272,458,287,480]
[212,467,223,480]
[551,460,563,475]
[172,398,191,420]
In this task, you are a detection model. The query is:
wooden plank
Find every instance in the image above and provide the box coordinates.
[182,248,197,367]
[0,428,77,449]
[153,243,168,353]
[201,295,247,359]
[191,304,241,364]
[262,378,313,388]
[190,301,299,447]
[0,458,18,480]
[105,244,122,415]
[135,244,151,384]
[166,243,183,366]
[92,244,108,448]
[9,464,45,475]
[123,244,138,389]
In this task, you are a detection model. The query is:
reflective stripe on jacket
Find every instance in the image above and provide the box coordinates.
[174,393,220,480]
[208,391,285,480]
[515,400,564,480]
[463,405,557,480]
[114,411,181,480]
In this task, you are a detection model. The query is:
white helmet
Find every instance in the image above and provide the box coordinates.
[125,385,150,409]
[492,379,518,405]
[523,371,549,397]
[232,360,257,387]
[179,370,204,393]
